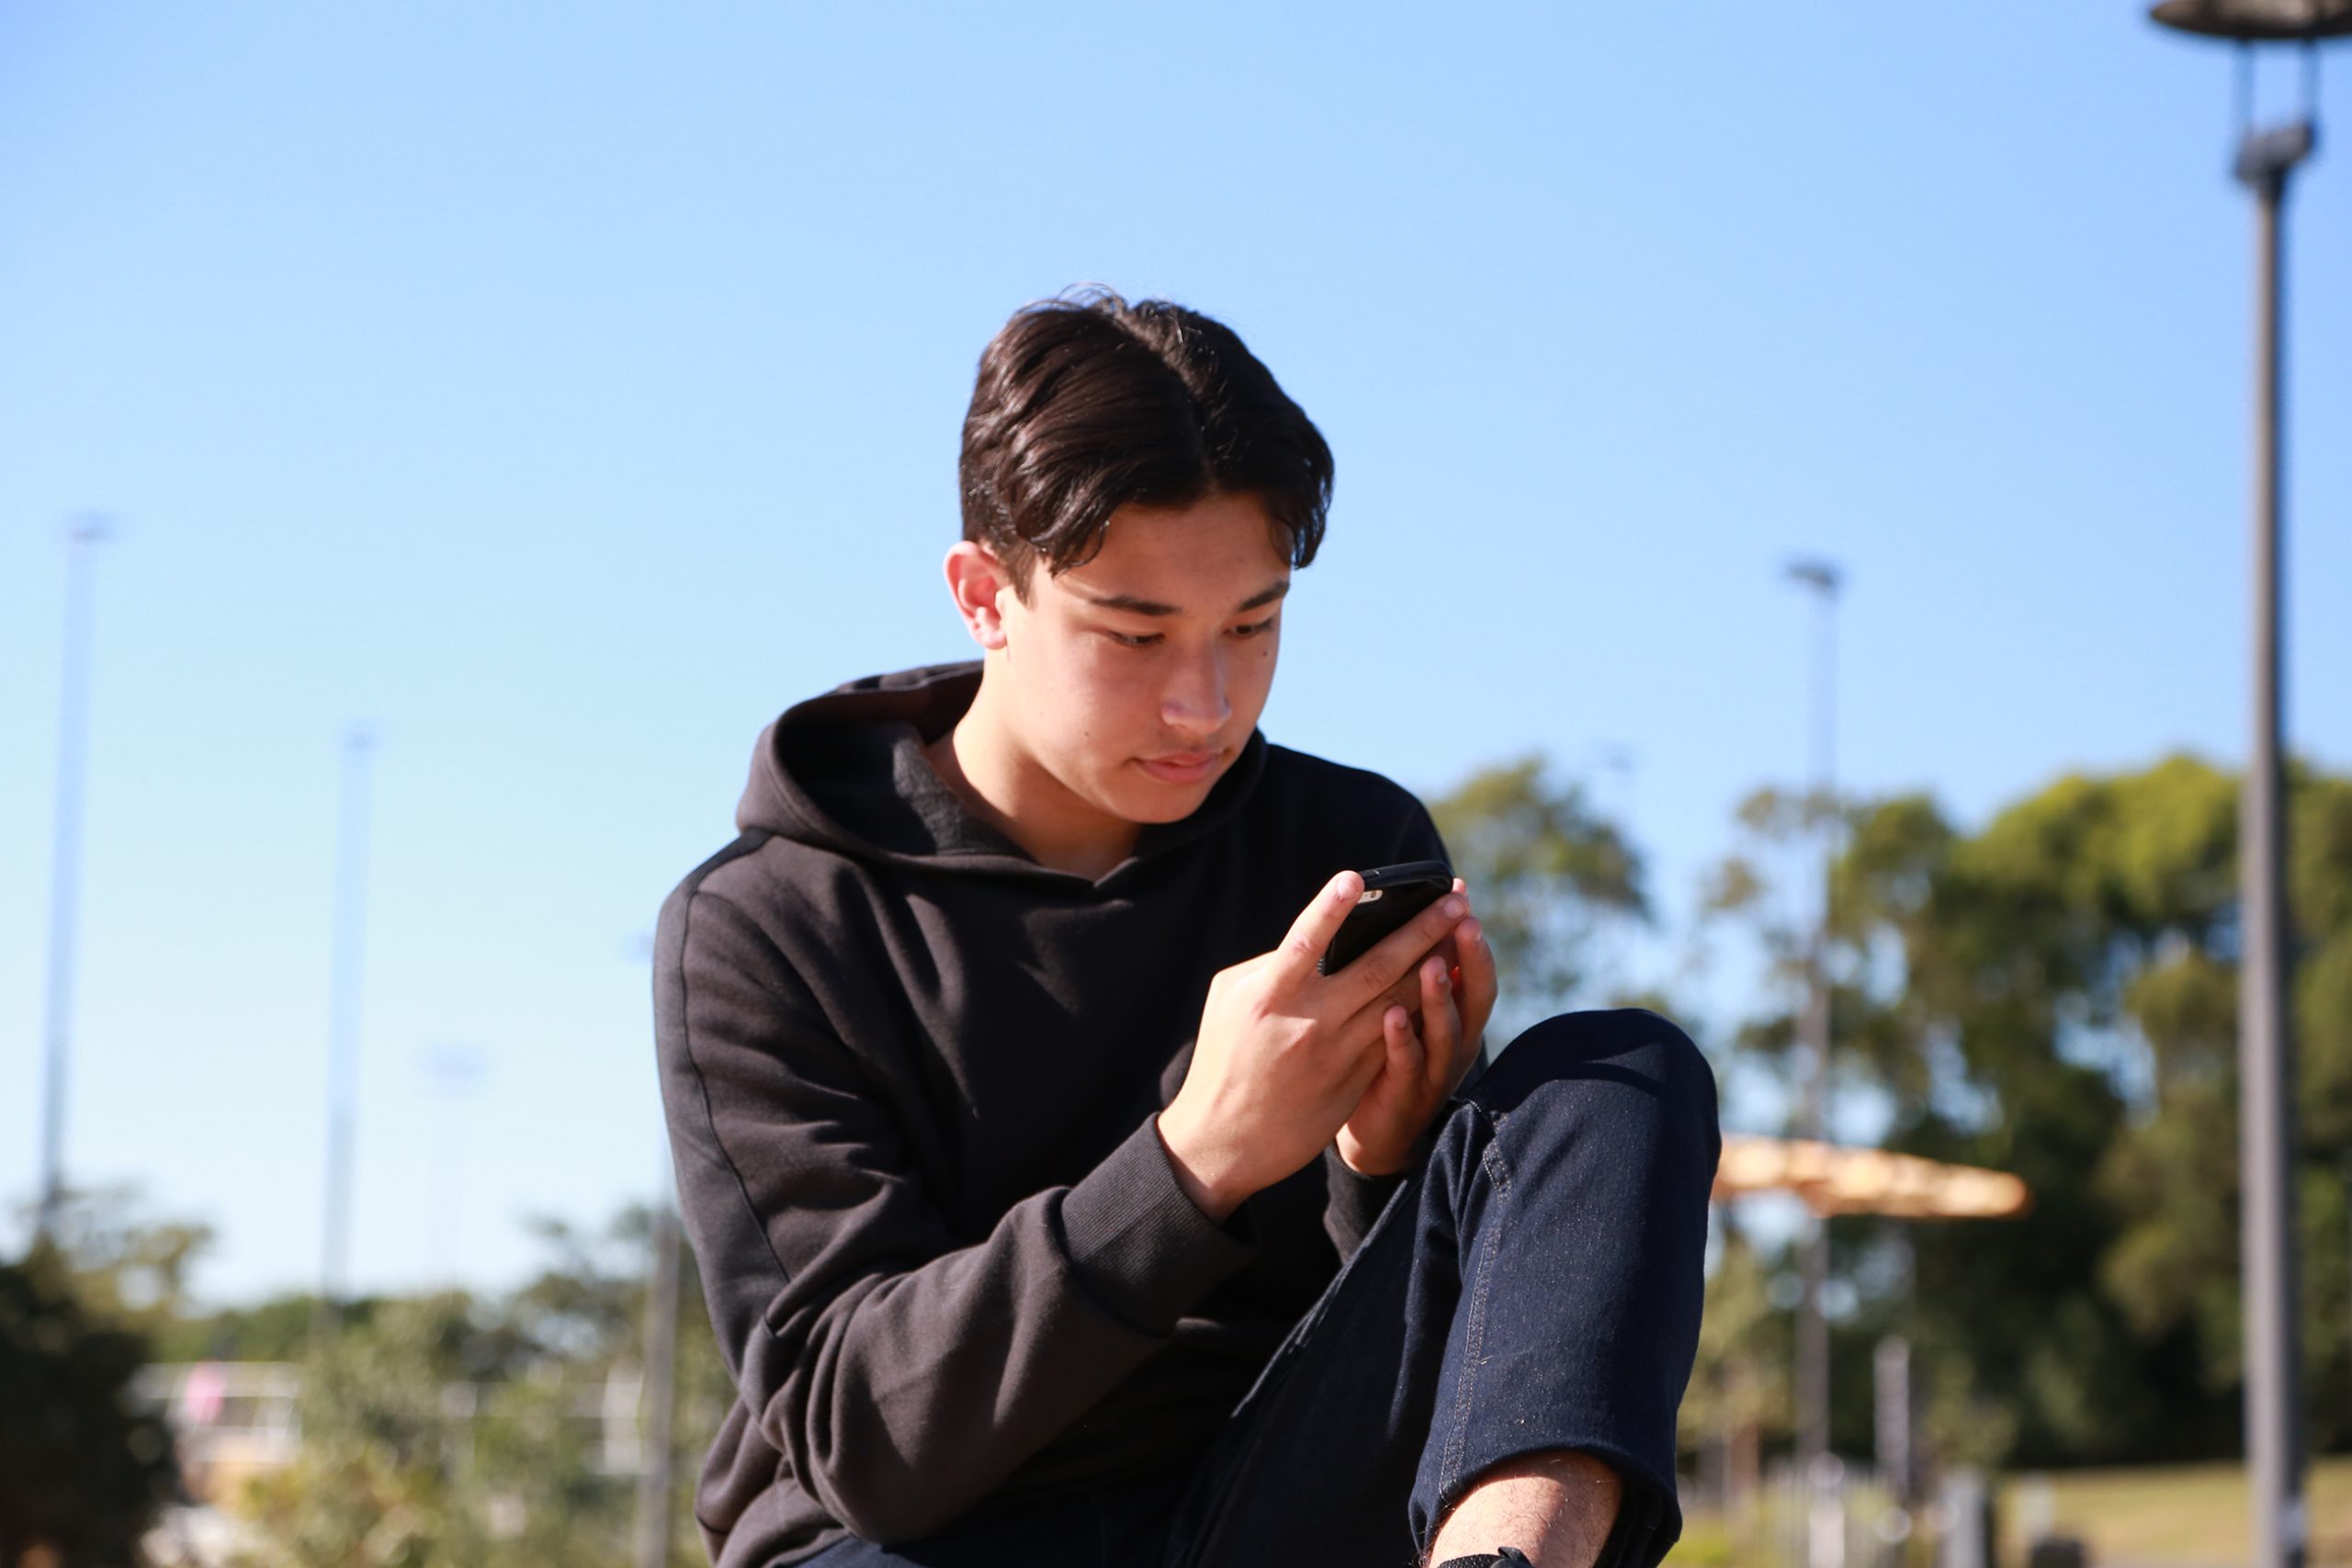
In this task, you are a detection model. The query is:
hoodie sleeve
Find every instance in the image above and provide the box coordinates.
[654,878,1259,1546]
[1320,798,1455,1258]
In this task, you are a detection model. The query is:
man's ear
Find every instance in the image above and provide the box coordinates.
[942,541,1019,651]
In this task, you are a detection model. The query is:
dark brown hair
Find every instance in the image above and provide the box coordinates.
[957,289,1333,598]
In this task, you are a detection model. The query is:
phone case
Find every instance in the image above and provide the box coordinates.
[1317,860,1454,975]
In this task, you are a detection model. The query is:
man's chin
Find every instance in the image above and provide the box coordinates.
[1112,761,1223,822]
[1114,791,1208,826]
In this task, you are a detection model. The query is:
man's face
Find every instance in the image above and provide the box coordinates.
[991,491,1290,831]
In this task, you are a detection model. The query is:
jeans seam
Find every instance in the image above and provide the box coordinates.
[1438,1112,1512,1504]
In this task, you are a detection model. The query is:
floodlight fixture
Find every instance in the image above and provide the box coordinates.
[2150,0,2352,39]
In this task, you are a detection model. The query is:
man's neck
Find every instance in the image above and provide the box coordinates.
[923,687,1139,880]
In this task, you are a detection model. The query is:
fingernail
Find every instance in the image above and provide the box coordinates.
[1464,918,1483,942]
[1442,896,1466,919]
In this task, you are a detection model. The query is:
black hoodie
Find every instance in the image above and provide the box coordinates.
[653,662,1448,1567]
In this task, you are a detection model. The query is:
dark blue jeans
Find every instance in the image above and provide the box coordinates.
[797,1010,1720,1568]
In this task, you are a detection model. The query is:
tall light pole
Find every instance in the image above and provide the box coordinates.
[634,1193,683,1568]
[1785,556,1841,1483]
[2148,6,2347,1565]
[36,513,111,1245]
[315,726,376,1337]
[422,1040,489,1289]
[631,929,682,1568]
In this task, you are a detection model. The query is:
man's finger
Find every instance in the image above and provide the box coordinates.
[1341,1013,1394,1104]
[1386,1003,1425,1076]
[1329,886,1468,1011]
[1339,972,1429,1060]
[1278,870,1368,975]
[1416,954,1459,1096]
[1428,881,1472,973]
[1453,914,1498,1048]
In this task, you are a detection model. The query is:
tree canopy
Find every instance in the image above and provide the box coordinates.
[1756,754,2352,1467]
[0,1243,180,1567]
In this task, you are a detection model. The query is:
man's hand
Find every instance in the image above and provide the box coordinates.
[1336,878,1497,1176]
[1157,870,1475,1221]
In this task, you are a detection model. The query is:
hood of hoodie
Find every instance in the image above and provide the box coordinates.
[734,661,1270,886]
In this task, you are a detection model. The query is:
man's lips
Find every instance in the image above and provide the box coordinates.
[1138,750,1221,784]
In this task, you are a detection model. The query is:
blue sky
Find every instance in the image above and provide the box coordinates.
[3,3,2346,1305]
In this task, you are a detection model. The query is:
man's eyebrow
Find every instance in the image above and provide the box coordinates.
[1070,580,1292,618]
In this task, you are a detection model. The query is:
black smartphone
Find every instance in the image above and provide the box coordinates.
[1317,861,1455,976]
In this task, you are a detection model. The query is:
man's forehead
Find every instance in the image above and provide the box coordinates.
[1053,574,1291,619]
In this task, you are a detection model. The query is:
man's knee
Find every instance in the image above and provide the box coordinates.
[1466,1009,1720,1176]
[1476,1009,1711,1109]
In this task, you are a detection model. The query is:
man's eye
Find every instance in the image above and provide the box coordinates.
[1233,615,1279,638]
[1105,630,1162,649]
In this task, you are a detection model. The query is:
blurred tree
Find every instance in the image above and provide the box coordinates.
[20,1183,216,1337]
[1713,754,2352,1472]
[1429,753,1649,1036]
[231,1205,729,1568]
[0,1244,180,1567]
[492,1206,733,1567]
[153,1292,370,1365]
[1679,1224,1790,1512]
[234,1292,484,1567]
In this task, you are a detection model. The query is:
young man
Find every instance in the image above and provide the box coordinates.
[653,293,1718,1568]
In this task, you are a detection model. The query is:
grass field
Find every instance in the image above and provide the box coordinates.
[1664,1458,2352,1568]
[2001,1457,2352,1567]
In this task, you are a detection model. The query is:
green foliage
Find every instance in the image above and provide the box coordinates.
[1717,752,2352,1471]
[231,1207,730,1568]
[232,1290,638,1568]
[1429,753,1647,1032]
[152,1292,360,1365]
[28,1182,217,1337]
[0,1243,180,1566]
[1680,1227,1789,1450]
[235,1292,485,1566]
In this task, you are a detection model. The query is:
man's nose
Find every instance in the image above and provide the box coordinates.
[1161,649,1232,738]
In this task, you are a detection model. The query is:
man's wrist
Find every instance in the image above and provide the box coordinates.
[1336,1125,1432,1179]
[1153,1111,1247,1224]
